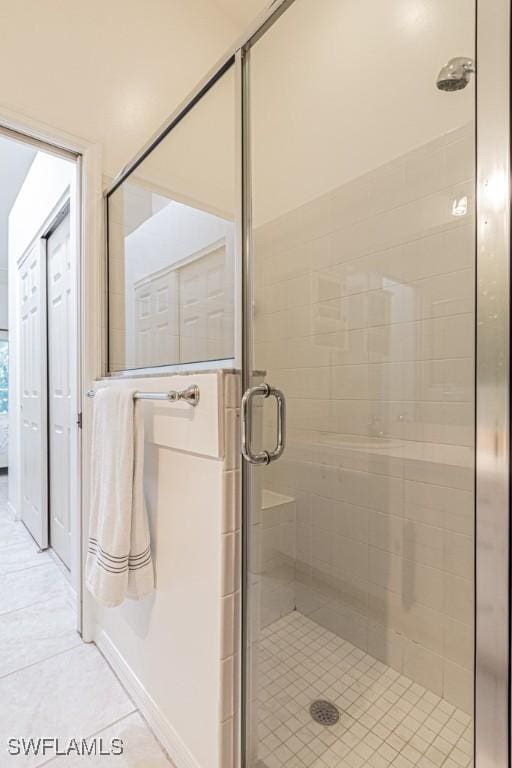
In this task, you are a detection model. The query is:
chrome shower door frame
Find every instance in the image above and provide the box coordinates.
[475,1,511,766]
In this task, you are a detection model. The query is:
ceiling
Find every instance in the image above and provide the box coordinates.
[0,136,36,270]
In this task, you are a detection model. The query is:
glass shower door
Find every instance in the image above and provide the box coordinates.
[242,1,476,767]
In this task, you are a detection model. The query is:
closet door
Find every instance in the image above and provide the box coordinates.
[19,242,48,548]
[134,269,179,368]
[47,213,73,569]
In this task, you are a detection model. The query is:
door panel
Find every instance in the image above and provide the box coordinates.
[19,243,47,548]
[179,245,233,363]
[242,2,476,767]
[47,213,73,568]
[134,270,179,368]
[132,244,234,367]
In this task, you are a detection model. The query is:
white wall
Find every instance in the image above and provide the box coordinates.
[0,137,36,333]
[0,136,37,272]
[127,63,237,221]
[0,1,243,180]
[212,0,268,29]
[8,152,75,517]
[252,0,474,225]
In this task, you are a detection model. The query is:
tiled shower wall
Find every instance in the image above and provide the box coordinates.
[254,123,474,713]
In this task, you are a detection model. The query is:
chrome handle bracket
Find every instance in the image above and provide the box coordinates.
[267,386,286,462]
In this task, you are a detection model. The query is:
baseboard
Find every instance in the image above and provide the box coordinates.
[95,629,202,768]
[6,500,19,522]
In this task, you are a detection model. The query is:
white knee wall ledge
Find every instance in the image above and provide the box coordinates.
[92,370,241,768]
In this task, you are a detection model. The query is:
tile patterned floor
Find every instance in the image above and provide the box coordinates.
[256,612,473,768]
[0,476,174,767]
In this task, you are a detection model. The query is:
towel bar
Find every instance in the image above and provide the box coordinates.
[86,384,200,406]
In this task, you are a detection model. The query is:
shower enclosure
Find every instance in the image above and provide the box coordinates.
[102,0,509,764]
[239,1,509,768]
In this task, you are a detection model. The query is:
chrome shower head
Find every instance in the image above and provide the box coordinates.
[436,57,475,91]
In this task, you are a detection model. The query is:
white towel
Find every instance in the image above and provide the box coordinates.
[86,387,154,607]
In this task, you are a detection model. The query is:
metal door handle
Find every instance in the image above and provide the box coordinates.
[241,383,286,465]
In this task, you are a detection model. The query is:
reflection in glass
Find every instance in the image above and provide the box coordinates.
[108,66,236,371]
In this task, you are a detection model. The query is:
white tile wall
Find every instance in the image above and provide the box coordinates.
[253,123,475,715]
[220,372,242,768]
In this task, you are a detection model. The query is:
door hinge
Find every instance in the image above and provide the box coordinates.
[77,412,82,429]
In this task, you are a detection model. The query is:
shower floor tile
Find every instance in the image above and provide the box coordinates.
[256,612,473,768]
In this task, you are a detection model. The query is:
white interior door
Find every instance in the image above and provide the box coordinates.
[132,243,233,367]
[47,212,73,569]
[134,269,179,367]
[179,245,233,363]
[19,242,48,548]
[0,332,9,469]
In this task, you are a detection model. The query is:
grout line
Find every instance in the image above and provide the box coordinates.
[0,589,71,620]
[134,706,176,766]
[37,712,141,767]
[0,557,54,578]
[261,213,473,277]
[0,642,86,683]
[0,591,75,621]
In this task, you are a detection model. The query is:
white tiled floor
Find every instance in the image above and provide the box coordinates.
[0,476,174,767]
[256,612,473,768]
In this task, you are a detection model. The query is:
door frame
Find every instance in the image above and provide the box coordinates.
[16,191,77,591]
[17,199,73,560]
[237,2,511,768]
[0,113,103,640]
[474,1,511,765]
